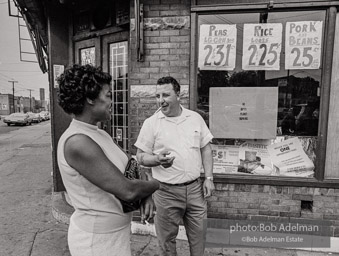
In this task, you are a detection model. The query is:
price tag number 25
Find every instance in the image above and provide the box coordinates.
[290,47,314,68]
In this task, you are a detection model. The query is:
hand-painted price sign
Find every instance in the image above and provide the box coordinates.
[242,23,282,70]
[198,24,237,71]
[285,21,323,70]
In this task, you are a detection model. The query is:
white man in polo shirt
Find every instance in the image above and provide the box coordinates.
[135,76,214,256]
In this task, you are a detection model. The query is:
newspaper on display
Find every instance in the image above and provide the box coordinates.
[211,137,315,177]
[237,140,275,175]
[267,137,314,177]
[211,144,239,174]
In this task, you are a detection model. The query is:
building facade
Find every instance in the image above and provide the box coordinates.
[0,94,13,115]
[15,0,339,247]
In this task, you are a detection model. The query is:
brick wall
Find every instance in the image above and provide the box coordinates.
[129,0,191,153]
[208,183,339,237]
[128,0,339,239]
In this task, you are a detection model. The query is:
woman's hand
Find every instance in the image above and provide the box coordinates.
[140,172,158,224]
[140,196,156,224]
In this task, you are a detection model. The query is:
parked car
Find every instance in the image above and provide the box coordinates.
[32,113,43,123]
[3,113,33,126]
[39,111,50,121]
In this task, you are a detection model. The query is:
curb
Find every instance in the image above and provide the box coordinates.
[51,192,73,225]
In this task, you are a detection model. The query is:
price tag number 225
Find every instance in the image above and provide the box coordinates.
[248,43,279,66]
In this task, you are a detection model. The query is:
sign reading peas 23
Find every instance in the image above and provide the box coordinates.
[198,24,237,71]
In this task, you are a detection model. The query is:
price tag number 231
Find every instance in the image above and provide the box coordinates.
[204,44,232,67]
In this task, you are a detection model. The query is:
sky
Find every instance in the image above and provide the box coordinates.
[0,0,49,100]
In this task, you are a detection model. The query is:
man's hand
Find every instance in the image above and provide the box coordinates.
[157,150,175,168]
[203,179,215,198]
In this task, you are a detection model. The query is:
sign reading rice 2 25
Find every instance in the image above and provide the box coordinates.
[242,23,282,71]
[198,24,237,71]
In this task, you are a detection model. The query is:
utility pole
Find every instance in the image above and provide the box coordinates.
[27,89,34,112]
[8,80,18,113]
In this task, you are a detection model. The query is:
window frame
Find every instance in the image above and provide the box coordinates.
[109,40,129,151]
[190,3,338,187]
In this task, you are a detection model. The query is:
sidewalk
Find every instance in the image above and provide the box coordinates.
[52,191,339,256]
[1,121,337,256]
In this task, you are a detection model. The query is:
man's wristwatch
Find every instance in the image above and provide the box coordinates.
[205,176,214,181]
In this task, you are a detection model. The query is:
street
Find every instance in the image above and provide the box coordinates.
[0,118,26,134]
[0,120,71,256]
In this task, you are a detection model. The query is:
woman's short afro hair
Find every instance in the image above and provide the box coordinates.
[57,64,111,115]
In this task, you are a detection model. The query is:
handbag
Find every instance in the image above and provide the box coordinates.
[119,157,142,213]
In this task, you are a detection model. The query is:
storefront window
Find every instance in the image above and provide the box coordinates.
[110,41,128,150]
[197,11,325,178]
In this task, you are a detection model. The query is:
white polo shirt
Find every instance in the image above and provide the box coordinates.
[135,106,213,184]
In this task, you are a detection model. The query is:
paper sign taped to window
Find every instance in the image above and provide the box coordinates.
[211,144,239,174]
[237,139,274,175]
[285,21,323,70]
[198,24,237,71]
[267,137,314,177]
[242,23,282,70]
[210,87,278,139]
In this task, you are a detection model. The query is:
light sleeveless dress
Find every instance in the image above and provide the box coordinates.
[57,119,132,256]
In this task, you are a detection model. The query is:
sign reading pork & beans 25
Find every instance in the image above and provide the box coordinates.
[285,21,323,70]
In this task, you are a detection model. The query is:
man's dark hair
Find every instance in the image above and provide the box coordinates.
[157,76,180,94]
[57,64,112,115]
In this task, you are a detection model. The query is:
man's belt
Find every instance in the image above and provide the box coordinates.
[162,178,199,187]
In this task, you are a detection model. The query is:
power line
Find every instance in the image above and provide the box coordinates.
[0,72,15,80]
[0,0,13,5]
[0,82,13,89]
[0,77,11,83]
[0,70,42,73]
[15,82,28,90]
